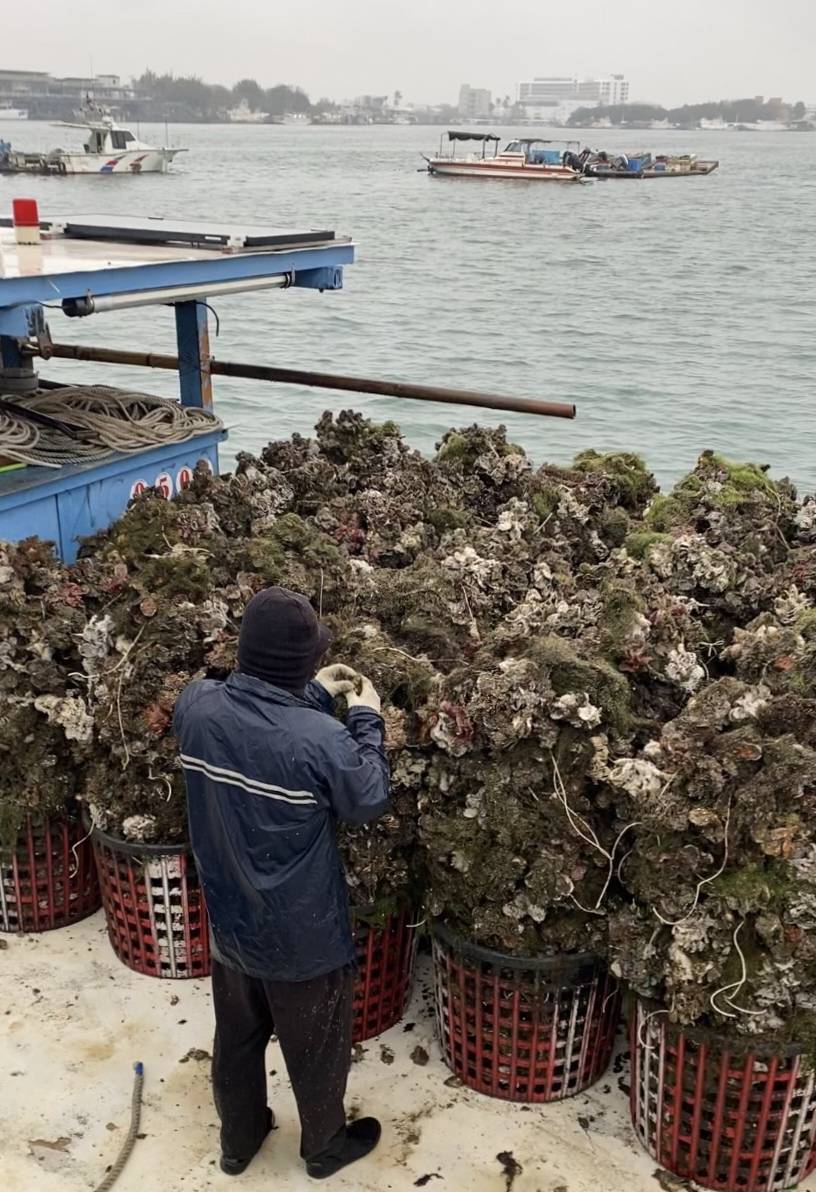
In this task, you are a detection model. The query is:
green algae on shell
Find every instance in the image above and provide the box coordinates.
[2,414,816,1042]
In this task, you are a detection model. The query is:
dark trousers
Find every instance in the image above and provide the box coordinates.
[211,957,354,1161]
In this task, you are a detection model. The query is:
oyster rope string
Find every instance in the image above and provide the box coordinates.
[69,809,98,878]
[98,624,147,771]
[709,919,766,1020]
[638,1006,669,1050]
[651,795,733,927]
[549,754,640,912]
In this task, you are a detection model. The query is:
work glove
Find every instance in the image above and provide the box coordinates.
[346,675,382,715]
[315,663,357,698]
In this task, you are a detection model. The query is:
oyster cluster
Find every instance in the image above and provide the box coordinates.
[2,413,814,1041]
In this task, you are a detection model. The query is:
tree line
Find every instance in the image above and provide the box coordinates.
[568,97,808,127]
[133,71,337,121]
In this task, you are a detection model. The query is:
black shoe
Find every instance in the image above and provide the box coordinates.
[220,1108,276,1176]
[306,1118,382,1180]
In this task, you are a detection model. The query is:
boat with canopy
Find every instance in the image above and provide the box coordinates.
[423,132,589,182]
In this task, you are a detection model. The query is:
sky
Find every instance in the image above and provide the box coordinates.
[4,0,815,107]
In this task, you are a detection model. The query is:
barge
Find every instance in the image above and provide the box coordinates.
[585,151,719,179]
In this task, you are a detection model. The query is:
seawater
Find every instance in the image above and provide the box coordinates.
[2,121,814,491]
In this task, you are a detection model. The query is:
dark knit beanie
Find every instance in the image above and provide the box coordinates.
[237,587,332,694]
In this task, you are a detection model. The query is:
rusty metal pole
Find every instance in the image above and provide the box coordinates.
[37,342,577,420]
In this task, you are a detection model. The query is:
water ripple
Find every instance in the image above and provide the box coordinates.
[2,121,812,490]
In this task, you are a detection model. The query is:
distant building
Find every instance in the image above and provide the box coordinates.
[518,74,630,105]
[513,98,586,126]
[0,68,51,95]
[352,95,388,113]
[584,74,630,105]
[339,95,391,124]
[458,84,492,119]
[517,74,629,123]
[0,68,138,119]
[58,75,135,101]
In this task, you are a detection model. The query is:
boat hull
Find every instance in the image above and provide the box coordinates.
[586,167,644,179]
[643,161,719,177]
[57,149,181,174]
[587,160,719,180]
[588,163,714,181]
[427,160,584,182]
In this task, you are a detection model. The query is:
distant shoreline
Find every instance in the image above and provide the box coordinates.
[2,116,812,133]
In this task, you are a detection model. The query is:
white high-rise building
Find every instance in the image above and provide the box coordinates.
[517,74,629,122]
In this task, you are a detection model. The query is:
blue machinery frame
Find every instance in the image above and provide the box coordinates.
[0,237,354,559]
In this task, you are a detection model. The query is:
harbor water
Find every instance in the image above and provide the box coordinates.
[1,121,814,491]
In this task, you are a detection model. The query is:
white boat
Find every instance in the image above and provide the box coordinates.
[0,105,185,175]
[424,131,589,183]
[0,107,29,120]
[228,100,269,124]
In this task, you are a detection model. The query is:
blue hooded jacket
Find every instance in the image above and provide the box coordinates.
[173,671,390,982]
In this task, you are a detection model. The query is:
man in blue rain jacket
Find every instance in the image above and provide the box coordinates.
[174,586,389,1181]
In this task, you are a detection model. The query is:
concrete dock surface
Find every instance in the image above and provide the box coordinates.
[3,914,815,1192]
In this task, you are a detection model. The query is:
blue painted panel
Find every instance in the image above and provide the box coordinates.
[56,440,221,560]
[0,432,224,509]
[0,305,36,337]
[0,431,224,562]
[0,304,49,339]
[0,492,61,551]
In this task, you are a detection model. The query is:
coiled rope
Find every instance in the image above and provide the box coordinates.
[0,408,39,455]
[93,1061,144,1192]
[0,385,222,468]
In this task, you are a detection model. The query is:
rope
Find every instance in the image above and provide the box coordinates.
[28,386,220,449]
[0,408,42,463]
[93,1062,144,1192]
[0,385,222,467]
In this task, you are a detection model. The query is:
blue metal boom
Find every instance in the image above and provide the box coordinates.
[0,216,354,557]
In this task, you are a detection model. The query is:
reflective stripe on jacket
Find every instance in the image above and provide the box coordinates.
[173,671,390,981]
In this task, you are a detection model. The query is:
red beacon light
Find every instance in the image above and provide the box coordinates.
[12,198,41,245]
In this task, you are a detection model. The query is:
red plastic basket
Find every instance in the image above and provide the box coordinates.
[432,921,619,1102]
[0,813,100,933]
[352,905,418,1043]
[93,828,210,979]
[631,999,816,1192]
[92,829,417,1006]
